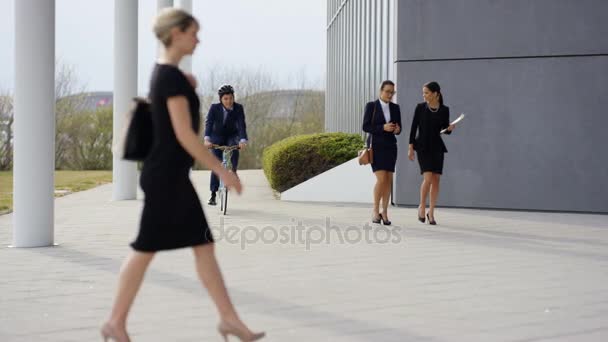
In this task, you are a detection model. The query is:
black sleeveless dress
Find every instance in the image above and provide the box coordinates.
[131,64,214,252]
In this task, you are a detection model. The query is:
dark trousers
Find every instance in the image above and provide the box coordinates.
[210,137,240,193]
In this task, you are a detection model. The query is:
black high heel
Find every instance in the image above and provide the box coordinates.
[380,213,391,226]
[372,215,381,224]
[417,206,426,223]
[426,213,437,226]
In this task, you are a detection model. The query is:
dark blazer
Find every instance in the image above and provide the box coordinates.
[204,102,248,144]
[362,100,402,147]
[409,102,451,153]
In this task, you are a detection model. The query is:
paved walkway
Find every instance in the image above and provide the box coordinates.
[1,170,607,341]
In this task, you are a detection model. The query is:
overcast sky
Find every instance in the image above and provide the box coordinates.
[0,0,327,94]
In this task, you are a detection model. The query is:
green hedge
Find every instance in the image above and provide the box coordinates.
[262,132,364,192]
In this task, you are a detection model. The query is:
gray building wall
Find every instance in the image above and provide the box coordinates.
[326,0,608,213]
[394,0,608,213]
[326,0,395,134]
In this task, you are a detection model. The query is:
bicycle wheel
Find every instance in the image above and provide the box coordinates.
[217,179,226,212]
[222,189,228,215]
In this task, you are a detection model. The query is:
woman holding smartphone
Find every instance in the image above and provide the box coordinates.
[362,80,402,225]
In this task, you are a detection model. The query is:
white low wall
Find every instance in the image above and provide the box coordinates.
[281,158,375,203]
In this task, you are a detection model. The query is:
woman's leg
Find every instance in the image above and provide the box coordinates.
[103,251,155,340]
[373,171,386,218]
[429,173,441,220]
[192,244,258,336]
[381,172,393,217]
[419,172,433,218]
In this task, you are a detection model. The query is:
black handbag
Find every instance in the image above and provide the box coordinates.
[119,97,153,161]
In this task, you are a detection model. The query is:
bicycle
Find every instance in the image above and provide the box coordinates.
[210,144,240,215]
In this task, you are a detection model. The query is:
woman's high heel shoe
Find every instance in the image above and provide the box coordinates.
[100,323,130,342]
[426,213,437,226]
[372,214,381,224]
[417,206,426,223]
[218,321,265,342]
[380,213,391,226]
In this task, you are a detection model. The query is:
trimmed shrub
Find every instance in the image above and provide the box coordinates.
[262,132,364,192]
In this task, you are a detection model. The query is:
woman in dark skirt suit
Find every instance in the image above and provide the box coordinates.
[408,81,456,225]
[362,80,402,225]
[101,9,264,342]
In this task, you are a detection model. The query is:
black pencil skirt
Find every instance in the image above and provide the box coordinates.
[371,145,398,173]
[417,151,444,174]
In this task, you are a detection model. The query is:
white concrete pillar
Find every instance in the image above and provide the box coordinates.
[157,0,174,11]
[176,0,192,12]
[13,0,56,247]
[157,0,175,58]
[176,0,193,73]
[112,0,138,201]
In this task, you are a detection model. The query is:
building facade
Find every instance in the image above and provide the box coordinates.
[327,0,608,213]
[326,0,395,134]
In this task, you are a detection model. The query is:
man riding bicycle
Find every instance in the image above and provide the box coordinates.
[204,84,248,205]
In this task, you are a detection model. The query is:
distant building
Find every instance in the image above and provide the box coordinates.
[241,90,324,119]
[59,91,113,112]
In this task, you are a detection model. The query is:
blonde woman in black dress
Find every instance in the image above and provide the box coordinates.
[408,81,456,225]
[101,9,264,342]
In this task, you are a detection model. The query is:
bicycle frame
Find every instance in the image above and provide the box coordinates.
[211,145,239,215]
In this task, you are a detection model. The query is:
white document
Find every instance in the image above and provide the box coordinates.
[440,113,465,134]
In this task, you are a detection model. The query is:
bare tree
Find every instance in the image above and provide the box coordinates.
[65,107,113,170]
[1,61,116,171]
[197,65,278,110]
[54,60,87,169]
[192,66,325,169]
[0,90,14,170]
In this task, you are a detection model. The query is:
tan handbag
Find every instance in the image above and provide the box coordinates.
[358,147,373,165]
[358,105,376,165]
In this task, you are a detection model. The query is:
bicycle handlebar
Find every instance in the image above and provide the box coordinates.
[210,144,241,151]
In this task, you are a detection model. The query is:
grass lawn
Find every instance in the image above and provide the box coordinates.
[0,171,112,214]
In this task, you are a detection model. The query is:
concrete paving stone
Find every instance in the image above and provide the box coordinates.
[1,170,607,341]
